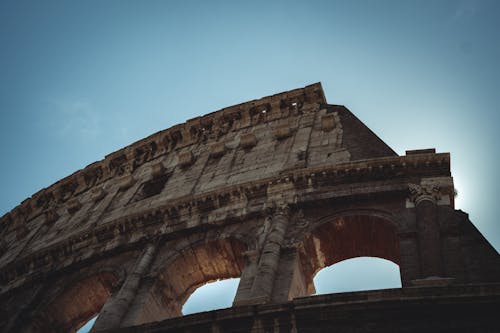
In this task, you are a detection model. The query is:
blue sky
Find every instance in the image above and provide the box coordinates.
[1,0,499,329]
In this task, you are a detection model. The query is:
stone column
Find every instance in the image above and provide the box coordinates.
[248,205,290,303]
[270,246,310,303]
[233,250,259,306]
[409,184,443,279]
[397,231,421,286]
[91,241,157,332]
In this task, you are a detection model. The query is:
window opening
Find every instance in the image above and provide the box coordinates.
[313,257,401,294]
[182,278,240,315]
[131,172,171,203]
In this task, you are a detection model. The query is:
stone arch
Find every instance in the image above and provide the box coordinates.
[129,237,248,325]
[313,208,400,229]
[297,210,401,294]
[30,270,121,333]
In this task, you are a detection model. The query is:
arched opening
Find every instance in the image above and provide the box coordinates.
[182,278,240,315]
[75,315,97,333]
[298,214,401,294]
[313,257,401,294]
[133,238,246,324]
[34,271,118,333]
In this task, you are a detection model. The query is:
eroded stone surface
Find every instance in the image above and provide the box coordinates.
[0,83,498,333]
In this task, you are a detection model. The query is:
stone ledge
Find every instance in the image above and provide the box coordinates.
[101,283,500,333]
[411,276,456,287]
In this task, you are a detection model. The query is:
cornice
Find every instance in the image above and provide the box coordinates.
[0,83,325,231]
[0,152,450,291]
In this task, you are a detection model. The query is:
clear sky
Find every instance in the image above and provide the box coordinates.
[1,0,499,330]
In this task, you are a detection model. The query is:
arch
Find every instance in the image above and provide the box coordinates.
[298,212,401,293]
[131,237,247,324]
[182,277,240,315]
[33,271,119,333]
[313,256,402,294]
[314,208,399,229]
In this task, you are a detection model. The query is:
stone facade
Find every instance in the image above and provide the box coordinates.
[0,83,499,332]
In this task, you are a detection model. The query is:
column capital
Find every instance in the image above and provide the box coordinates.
[272,203,291,217]
[409,183,441,205]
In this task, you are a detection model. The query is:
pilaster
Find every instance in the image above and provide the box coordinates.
[270,246,310,303]
[91,241,158,331]
[408,184,444,280]
[240,205,291,304]
[233,250,259,305]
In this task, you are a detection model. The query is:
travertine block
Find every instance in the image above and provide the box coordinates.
[66,198,82,214]
[151,162,165,178]
[15,221,29,240]
[321,114,336,131]
[118,174,136,191]
[178,151,195,168]
[209,142,226,158]
[240,133,257,149]
[91,187,107,202]
[44,208,59,225]
[275,124,291,140]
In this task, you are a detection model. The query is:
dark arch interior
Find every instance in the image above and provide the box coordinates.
[36,271,118,333]
[298,214,401,292]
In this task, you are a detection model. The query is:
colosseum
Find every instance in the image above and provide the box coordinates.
[0,83,499,332]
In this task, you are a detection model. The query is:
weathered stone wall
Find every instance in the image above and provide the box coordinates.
[0,83,498,332]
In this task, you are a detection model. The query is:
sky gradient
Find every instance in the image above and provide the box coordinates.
[1,1,499,330]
